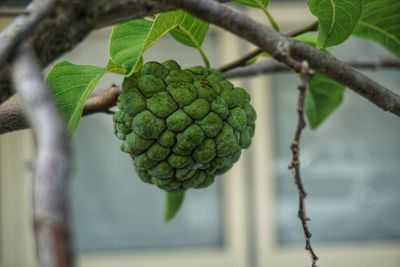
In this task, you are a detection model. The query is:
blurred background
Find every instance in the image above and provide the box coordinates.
[1,0,400,267]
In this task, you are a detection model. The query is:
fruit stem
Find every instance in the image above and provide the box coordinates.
[198,46,210,68]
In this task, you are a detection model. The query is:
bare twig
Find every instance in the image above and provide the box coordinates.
[0,85,122,134]
[166,0,400,117]
[224,56,400,79]
[0,0,57,71]
[288,61,318,267]
[219,21,318,72]
[83,85,121,115]
[11,46,73,267]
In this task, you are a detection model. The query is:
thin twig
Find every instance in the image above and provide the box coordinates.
[11,46,74,267]
[224,56,400,79]
[0,85,122,134]
[218,21,318,72]
[288,61,318,267]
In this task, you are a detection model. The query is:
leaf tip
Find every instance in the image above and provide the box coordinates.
[163,191,185,223]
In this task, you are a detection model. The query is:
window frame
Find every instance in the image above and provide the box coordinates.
[251,4,400,267]
[0,129,35,267]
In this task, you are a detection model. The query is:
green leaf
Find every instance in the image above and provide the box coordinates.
[308,0,362,48]
[109,10,211,76]
[245,51,270,65]
[233,0,280,31]
[47,61,105,134]
[168,11,210,67]
[109,19,152,76]
[169,18,209,48]
[305,73,345,129]
[353,0,400,57]
[106,60,126,75]
[164,192,185,223]
[295,33,318,47]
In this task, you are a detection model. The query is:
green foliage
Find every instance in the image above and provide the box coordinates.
[164,192,185,223]
[308,0,362,48]
[305,73,345,129]
[46,62,105,134]
[113,60,256,193]
[109,19,152,75]
[245,51,270,66]
[169,13,209,65]
[353,0,400,57]
[109,10,210,76]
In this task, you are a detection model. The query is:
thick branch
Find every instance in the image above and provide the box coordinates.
[0,0,233,103]
[166,0,400,117]
[0,86,121,134]
[0,0,57,71]
[1,54,400,134]
[224,57,400,79]
[0,0,173,103]
[11,46,73,267]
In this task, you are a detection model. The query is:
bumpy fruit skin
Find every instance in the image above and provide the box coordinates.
[113,60,256,192]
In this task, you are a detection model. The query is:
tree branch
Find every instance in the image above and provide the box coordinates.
[0,85,122,134]
[224,57,400,79]
[0,0,173,103]
[1,54,400,135]
[219,20,318,72]
[288,61,318,267]
[165,0,400,117]
[0,0,56,72]
[11,46,73,267]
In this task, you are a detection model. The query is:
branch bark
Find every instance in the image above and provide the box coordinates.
[224,57,400,79]
[0,85,121,134]
[0,0,233,103]
[0,0,173,103]
[0,0,57,71]
[166,0,400,117]
[219,20,318,72]
[1,55,399,135]
[11,46,73,267]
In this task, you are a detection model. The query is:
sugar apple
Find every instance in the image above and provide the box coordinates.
[113,60,256,192]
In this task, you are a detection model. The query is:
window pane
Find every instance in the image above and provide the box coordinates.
[273,38,400,244]
[68,31,226,253]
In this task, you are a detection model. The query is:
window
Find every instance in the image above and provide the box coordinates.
[2,2,400,267]
[251,5,400,267]
[273,44,400,244]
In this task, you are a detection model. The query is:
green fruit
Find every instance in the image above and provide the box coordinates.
[113,60,256,192]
